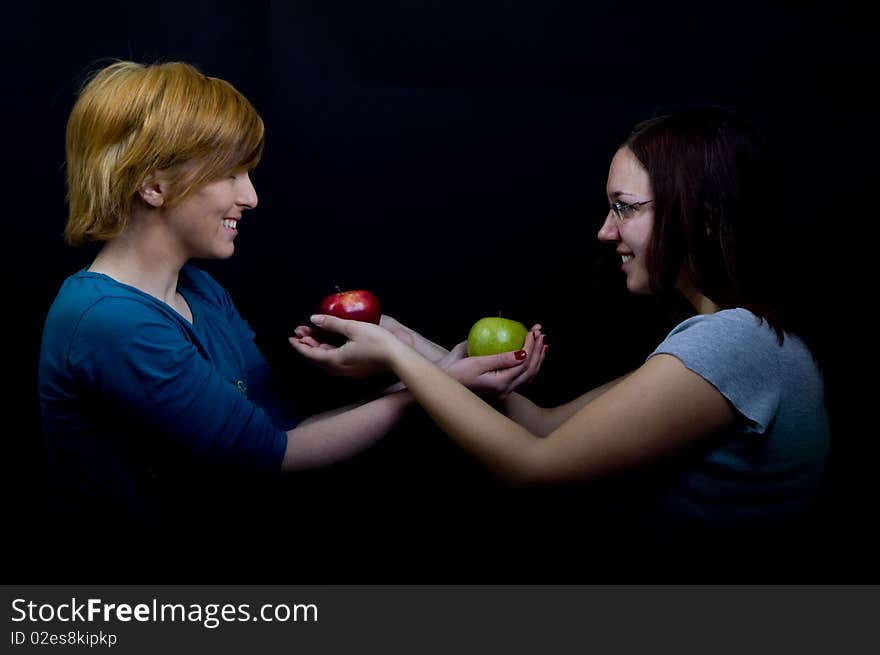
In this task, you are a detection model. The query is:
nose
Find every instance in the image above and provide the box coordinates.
[597,210,619,243]
[237,173,258,210]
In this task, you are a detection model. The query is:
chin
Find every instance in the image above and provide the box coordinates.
[625,276,650,295]
[204,246,235,260]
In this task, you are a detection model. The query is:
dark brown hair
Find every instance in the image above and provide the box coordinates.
[623,107,790,341]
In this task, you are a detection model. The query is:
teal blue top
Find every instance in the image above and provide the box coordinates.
[38,264,293,525]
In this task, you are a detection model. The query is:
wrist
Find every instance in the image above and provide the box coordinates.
[387,336,440,389]
[386,335,415,373]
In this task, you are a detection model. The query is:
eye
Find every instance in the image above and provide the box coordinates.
[618,202,638,218]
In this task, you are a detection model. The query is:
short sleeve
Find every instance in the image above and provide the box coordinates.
[647,310,782,434]
[68,297,287,471]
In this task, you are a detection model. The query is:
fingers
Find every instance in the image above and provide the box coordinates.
[494,327,546,391]
[465,326,541,373]
[524,327,547,370]
[511,332,546,388]
[310,313,352,337]
[379,314,401,330]
[295,338,347,368]
[289,336,326,358]
[472,349,529,373]
[291,326,338,349]
[298,336,323,348]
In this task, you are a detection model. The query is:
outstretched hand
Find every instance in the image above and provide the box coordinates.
[442,325,547,399]
[290,315,547,397]
[289,314,401,378]
[292,314,416,351]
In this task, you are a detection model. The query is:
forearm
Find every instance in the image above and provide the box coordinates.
[494,393,552,436]
[388,343,539,482]
[282,390,414,471]
[297,382,405,425]
[490,374,631,437]
[540,373,631,429]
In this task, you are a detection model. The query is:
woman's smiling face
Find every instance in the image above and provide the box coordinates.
[161,170,259,261]
[598,146,655,295]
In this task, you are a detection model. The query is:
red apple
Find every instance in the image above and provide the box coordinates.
[319,288,382,324]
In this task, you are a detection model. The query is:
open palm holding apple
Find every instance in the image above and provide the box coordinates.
[289,288,547,396]
[291,313,546,396]
[290,313,400,378]
[291,314,417,352]
[439,331,546,398]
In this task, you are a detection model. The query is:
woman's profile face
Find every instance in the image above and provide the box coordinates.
[598,147,654,295]
[163,170,259,261]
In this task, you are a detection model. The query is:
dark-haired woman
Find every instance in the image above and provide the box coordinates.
[291,108,830,555]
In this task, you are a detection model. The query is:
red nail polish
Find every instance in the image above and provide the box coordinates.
[515,350,527,360]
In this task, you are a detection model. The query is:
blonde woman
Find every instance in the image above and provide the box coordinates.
[38,60,545,532]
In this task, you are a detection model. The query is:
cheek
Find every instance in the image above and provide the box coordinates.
[623,218,653,250]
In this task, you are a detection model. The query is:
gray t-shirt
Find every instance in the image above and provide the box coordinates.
[645,308,830,535]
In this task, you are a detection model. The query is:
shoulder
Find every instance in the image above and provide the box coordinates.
[664,308,773,339]
[650,309,793,434]
[47,271,164,329]
[48,273,186,345]
[653,308,780,361]
[42,273,193,374]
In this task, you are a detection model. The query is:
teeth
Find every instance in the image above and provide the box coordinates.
[621,255,633,263]
[222,219,238,229]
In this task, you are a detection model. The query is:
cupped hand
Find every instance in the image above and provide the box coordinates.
[443,325,547,399]
[289,314,400,378]
[291,324,335,350]
[294,314,414,349]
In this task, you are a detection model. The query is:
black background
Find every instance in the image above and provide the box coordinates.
[2,1,873,582]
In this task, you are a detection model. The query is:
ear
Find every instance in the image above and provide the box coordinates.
[137,175,166,208]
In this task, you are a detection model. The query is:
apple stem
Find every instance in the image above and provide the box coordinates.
[336,285,342,294]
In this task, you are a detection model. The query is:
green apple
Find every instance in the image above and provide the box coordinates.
[467,317,529,357]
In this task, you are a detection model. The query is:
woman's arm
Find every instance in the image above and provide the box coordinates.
[378,320,579,436]
[390,346,736,484]
[295,317,551,427]
[379,315,449,362]
[281,390,415,472]
[298,315,737,485]
[281,321,545,472]
[496,372,632,436]
[291,319,547,405]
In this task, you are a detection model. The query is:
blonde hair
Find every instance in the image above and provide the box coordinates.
[64,60,264,245]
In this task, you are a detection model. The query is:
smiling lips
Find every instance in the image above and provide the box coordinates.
[221,218,238,232]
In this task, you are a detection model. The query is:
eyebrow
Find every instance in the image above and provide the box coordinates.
[609,191,638,199]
